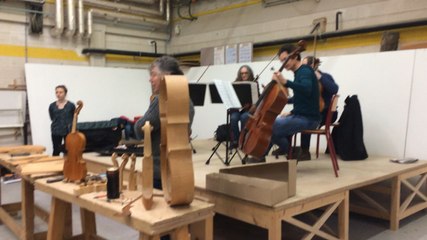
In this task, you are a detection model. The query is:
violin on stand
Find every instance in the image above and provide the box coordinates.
[239,41,307,158]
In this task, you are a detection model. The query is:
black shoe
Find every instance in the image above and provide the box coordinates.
[298,149,311,161]
[244,156,266,164]
[230,142,239,149]
[271,148,287,156]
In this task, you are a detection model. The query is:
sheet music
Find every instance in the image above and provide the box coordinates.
[213,79,242,109]
[233,81,259,104]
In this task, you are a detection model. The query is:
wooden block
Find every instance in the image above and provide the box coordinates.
[18,160,64,175]
[73,183,107,196]
[206,173,288,206]
[206,161,297,206]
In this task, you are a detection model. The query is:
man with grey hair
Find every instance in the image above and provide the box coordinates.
[134,56,195,189]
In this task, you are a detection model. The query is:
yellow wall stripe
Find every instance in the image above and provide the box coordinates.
[0,44,87,61]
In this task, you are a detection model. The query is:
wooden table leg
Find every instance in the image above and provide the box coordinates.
[338,191,349,240]
[189,215,213,240]
[268,214,282,240]
[21,179,34,240]
[390,176,401,230]
[172,225,190,240]
[47,197,72,240]
[80,208,97,240]
[139,232,160,240]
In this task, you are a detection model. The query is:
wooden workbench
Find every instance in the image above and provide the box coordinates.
[0,150,59,240]
[83,140,427,240]
[35,179,214,240]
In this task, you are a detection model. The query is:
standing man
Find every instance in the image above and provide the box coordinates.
[134,56,195,189]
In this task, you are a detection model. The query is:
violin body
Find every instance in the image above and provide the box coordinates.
[159,75,194,206]
[63,101,87,181]
[239,81,287,158]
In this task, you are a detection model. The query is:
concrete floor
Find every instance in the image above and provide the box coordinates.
[1,180,427,240]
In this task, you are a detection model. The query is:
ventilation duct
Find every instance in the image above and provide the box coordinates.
[50,0,64,37]
[263,0,301,7]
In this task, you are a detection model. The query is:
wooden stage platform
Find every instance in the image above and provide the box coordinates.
[84,139,427,240]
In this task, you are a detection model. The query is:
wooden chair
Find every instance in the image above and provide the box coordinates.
[299,94,340,177]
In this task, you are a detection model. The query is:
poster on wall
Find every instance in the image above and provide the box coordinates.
[214,46,225,65]
[225,44,238,64]
[238,42,253,63]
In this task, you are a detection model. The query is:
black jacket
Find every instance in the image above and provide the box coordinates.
[331,95,368,160]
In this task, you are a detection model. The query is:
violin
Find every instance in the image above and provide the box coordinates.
[239,41,307,158]
[63,100,87,182]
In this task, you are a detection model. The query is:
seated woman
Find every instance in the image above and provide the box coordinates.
[230,65,256,148]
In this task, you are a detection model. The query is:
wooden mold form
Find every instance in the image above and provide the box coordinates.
[206,160,296,206]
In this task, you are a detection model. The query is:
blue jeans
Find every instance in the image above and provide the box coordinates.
[230,111,250,144]
[268,115,319,154]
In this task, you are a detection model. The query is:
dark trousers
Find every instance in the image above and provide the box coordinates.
[51,134,66,156]
[301,111,338,149]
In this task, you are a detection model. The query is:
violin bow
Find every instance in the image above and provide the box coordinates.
[195,64,210,83]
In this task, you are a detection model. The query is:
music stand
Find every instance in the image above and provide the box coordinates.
[188,83,207,154]
[189,83,207,106]
[206,82,251,165]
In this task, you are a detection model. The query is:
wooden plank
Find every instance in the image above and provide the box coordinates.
[80,208,97,240]
[268,213,282,240]
[0,145,45,154]
[11,156,62,166]
[21,179,34,240]
[2,202,21,213]
[34,205,50,223]
[390,176,401,230]
[18,160,64,175]
[47,197,68,240]
[0,207,23,237]
[33,231,47,240]
[171,225,190,240]
[189,214,213,240]
[195,188,274,229]
[338,191,349,240]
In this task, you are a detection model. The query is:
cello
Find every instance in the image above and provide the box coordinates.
[63,100,87,182]
[239,41,306,158]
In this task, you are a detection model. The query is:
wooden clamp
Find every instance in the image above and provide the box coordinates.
[119,153,129,192]
[128,153,137,191]
[142,121,153,210]
[111,152,119,168]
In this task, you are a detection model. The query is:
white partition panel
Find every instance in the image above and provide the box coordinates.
[320,50,415,158]
[189,50,417,158]
[405,49,427,159]
[25,63,151,155]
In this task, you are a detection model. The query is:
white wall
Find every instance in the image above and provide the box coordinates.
[406,49,427,159]
[25,63,151,155]
[188,49,424,158]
